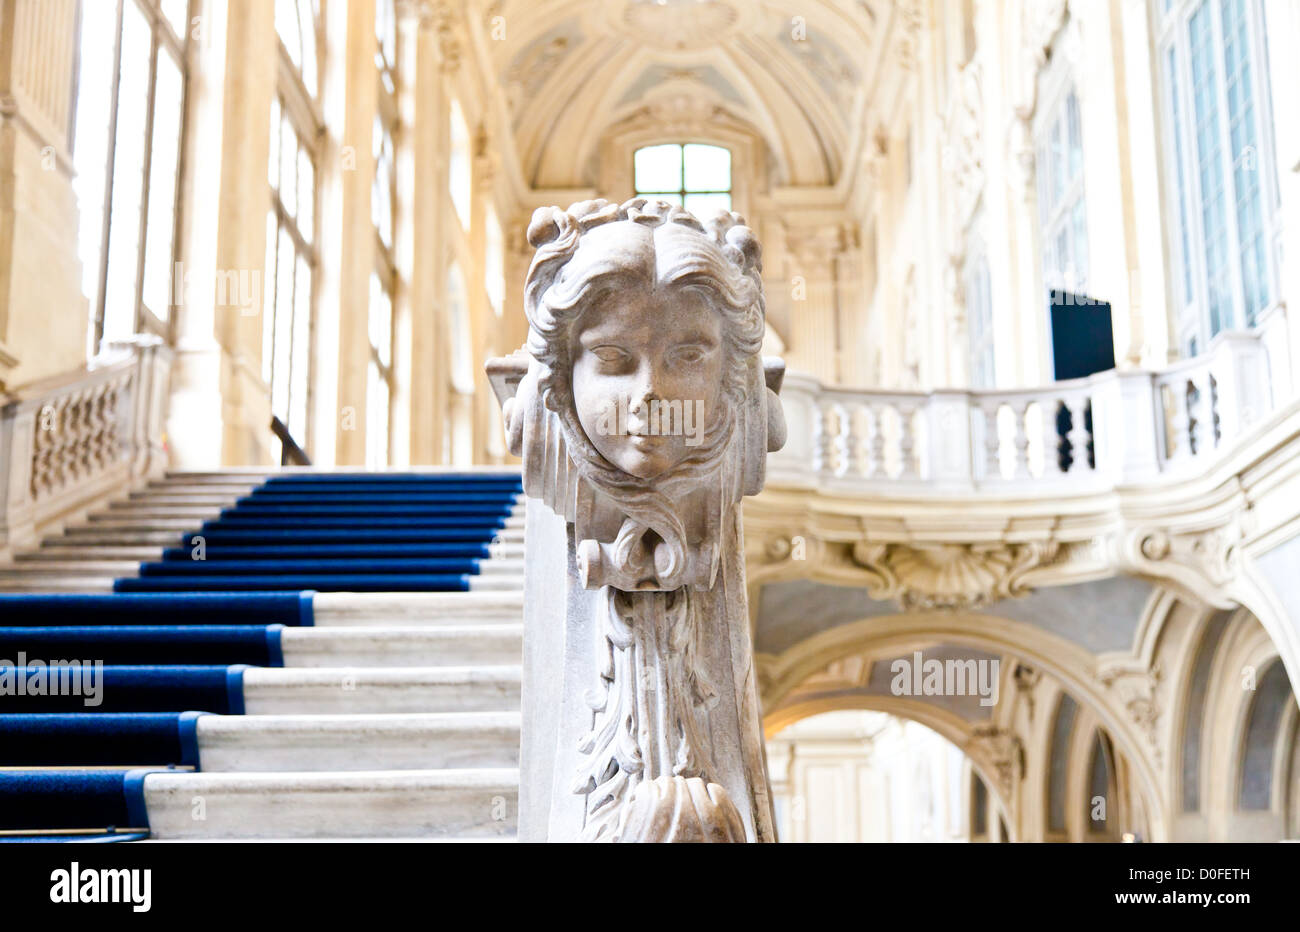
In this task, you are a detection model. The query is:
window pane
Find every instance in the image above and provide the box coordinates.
[272,227,295,419]
[449,100,471,229]
[366,361,390,468]
[1189,0,1231,334]
[280,116,297,220]
[1221,0,1268,323]
[161,0,188,39]
[297,0,317,97]
[298,147,314,242]
[290,254,312,439]
[683,192,732,217]
[142,49,184,320]
[369,272,392,368]
[102,1,152,341]
[1065,92,1083,182]
[268,97,281,189]
[634,144,682,193]
[683,143,730,191]
[1167,46,1196,306]
[74,0,121,320]
[263,211,278,385]
[276,0,303,75]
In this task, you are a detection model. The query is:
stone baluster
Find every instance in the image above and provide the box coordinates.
[1065,394,1091,475]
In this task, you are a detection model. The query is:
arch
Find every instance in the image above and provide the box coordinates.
[758,609,1169,840]
[763,693,1015,837]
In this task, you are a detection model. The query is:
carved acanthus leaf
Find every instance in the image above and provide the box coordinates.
[1097,663,1163,767]
[969,725,1024,801]
[849,540,1060,611]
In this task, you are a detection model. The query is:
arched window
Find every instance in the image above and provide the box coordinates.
[1159,0,1280,355]
[1086,731,1116,835]
[1046,693,1078,835]
[266,0,321,456]
[76,0,190,351]
[1238,661,1294,810]
[1035,29,1088,298]
[633,143,731,215]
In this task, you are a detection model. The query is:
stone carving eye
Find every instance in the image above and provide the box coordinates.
[670,344,707,366]
[590,345,632,368]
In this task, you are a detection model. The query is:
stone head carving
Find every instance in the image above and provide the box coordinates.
[487,197,785,842]
[498,197,784,592]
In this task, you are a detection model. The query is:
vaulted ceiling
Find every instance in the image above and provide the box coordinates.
[484,0,899,190]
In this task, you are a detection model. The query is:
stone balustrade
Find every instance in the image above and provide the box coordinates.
[0,337,172,554]
[770,308,1292,495]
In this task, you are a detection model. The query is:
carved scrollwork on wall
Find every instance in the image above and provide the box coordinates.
[1098,663,1163,768]
[849,540,1061,611]
[969,725,1024,801]
[1124,521,1243,606]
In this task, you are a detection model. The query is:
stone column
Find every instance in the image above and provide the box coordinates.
[398,1,441,464]
[317,0,378,466]
[783,224,844,383]
[0,0,87,390]
[487,198,785,842]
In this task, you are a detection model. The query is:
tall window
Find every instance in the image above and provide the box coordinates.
[75,0,189,351]
[449,99,472,230]
[266,0,320,452]
[633,144,731,215]
[1035,54,1088,296]
[1160,0,1279,356]
[368,0,399,467]
[964,224,995,389]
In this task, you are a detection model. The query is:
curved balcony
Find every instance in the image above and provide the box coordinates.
[768,310,1293,497]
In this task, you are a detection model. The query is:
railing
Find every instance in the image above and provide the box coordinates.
[0,336,172,552]
[271,416,312,466]
[769,308,1292,495]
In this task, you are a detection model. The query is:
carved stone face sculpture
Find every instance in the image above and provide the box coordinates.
[524,199,763,490]
[569,285,723,481]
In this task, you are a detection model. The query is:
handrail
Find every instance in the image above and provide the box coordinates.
[270,416,311,466]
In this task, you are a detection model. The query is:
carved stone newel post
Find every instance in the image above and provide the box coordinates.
[486,198,786,842]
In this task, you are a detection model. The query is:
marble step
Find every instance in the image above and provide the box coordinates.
[194,711,520,771]
[241,666,521,714]
[0,577,114,593]
[141,768,519,839]
[53,529,189,545]
[312,591,523,626]
[280,625,522,667]
[17,546,163,561]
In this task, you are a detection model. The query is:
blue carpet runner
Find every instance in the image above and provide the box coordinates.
[0,471,521,840]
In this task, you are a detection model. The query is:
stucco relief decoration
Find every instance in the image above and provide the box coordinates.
[1127,521,1243,604]
[617,0,740,50]
[491,197,786,842]
[850,540,1060,611]
[946,60,984,236]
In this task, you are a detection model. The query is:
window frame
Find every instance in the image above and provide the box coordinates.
[1156,0,1282,357]
[87,0,191,352]
[632,143,733,213]
[367,0,400,467]
[1033,29,1089,298]
[265,0,323,455]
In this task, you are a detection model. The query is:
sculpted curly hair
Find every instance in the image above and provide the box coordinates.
[522,196,766,583]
